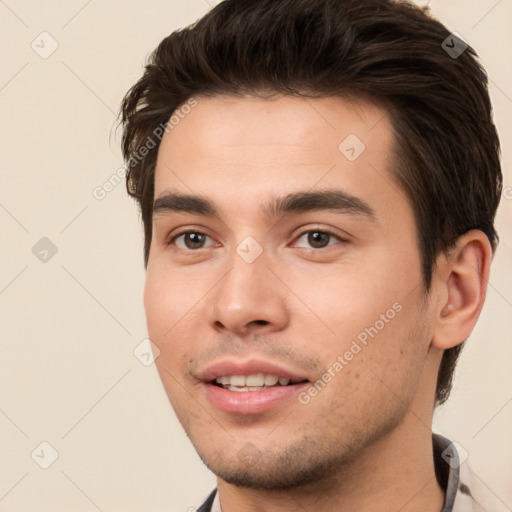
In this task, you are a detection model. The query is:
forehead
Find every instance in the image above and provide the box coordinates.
[153,94,400,217]
[156,94,393,163]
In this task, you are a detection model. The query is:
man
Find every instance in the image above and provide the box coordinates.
[119,0,503,510]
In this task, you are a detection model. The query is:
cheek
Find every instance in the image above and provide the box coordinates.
[305,271,427,396]
[286,265,406,349]
[144,267,191,375]
[303,301,428,433]
[143,273,169,342]
[144,262,197,337]
[145,273,197,419]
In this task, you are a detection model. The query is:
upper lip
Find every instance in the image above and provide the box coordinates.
[196,358,311,384]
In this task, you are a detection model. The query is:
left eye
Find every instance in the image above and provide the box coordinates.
[172,232,216,250]
[294,231,342,249]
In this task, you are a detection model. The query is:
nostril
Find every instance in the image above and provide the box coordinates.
[253,320,269,326]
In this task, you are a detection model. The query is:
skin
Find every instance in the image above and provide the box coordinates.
[144,95,491,511]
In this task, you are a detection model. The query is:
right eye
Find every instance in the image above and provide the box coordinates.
[170,231,217,250]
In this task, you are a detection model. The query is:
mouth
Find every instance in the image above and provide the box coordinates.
[211,373,308,392]
[197,359,311,414]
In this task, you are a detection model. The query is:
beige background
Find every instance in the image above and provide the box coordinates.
[0,1,511,510]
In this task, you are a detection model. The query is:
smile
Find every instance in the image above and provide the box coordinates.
[197,359,311,414]
[213,373,302,391]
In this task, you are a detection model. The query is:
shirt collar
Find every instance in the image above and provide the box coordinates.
[433,433,460,512]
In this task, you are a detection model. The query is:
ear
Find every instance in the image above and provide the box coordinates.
[431,230,493,350]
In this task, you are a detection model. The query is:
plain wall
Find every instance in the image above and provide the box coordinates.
[0,0,510,510]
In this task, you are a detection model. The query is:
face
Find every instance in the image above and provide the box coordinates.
[144,95,436,489]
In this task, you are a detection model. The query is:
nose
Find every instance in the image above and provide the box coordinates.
[206,251,289,336]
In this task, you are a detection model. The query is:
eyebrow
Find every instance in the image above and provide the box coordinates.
[153,189,376,221]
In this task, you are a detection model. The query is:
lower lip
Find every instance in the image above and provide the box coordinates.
[203,382,309,414]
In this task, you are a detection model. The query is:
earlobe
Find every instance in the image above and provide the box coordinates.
[431,230,492,350]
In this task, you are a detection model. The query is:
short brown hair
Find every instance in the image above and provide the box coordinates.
[120,0,502,406]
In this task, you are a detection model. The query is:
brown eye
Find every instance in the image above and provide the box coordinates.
[173,232,215,250]
[308,232,330,248]
[295,230,341,249]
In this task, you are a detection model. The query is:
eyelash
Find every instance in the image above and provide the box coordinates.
[167,228,345,250]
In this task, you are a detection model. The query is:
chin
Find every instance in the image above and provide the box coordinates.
[198,437,354,491]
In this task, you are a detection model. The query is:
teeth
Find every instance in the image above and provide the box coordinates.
[214,374,293,388]
[230,375,246,387]
[264,375,279,386]
[246,374,265,386]
[227,386,265,392]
